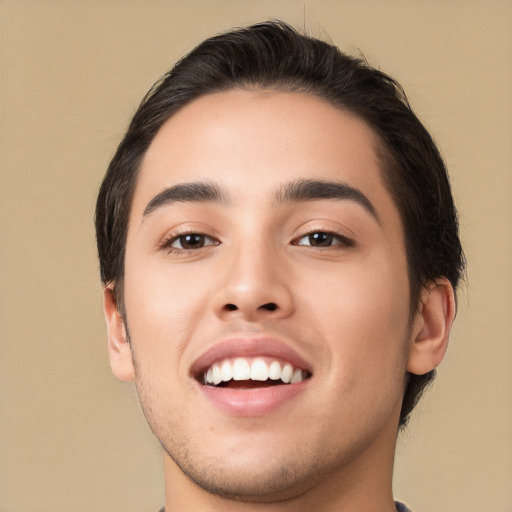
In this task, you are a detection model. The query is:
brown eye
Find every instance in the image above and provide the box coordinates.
[295,231,354,248]
[170,233,217,250]
[307,232,334,247]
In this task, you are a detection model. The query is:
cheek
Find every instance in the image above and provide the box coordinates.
[298,257,411,370]
[123,257,213,365]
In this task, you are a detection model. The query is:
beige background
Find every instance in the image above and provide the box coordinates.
[1,1,511,511]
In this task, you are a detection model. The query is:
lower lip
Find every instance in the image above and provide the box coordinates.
[198,380,309,416]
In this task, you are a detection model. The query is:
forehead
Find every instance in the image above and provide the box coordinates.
[131,89,396,223]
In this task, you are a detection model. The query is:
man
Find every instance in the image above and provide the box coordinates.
[95,21,464,512]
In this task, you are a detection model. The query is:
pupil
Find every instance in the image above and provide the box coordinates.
[309,232,332,246]
[182,234,204,249]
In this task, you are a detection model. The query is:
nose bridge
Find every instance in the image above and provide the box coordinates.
[213,230,294,320]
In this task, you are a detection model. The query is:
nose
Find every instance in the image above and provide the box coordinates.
[212,241,295,322]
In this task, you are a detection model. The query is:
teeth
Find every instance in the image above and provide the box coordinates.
[250,358,269,381]
[220,360,232,381]
[202,358,308,386]
[212,364,222,385]
[232,358,251,381]
[281,363,293,384]
[268,360,282,380]
[291,368,303,383]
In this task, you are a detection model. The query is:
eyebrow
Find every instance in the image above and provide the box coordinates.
[142,178,379,223]
[275,179,380,223]
[143,181,229,217]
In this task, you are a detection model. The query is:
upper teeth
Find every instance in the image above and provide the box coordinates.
[203,357,306,386]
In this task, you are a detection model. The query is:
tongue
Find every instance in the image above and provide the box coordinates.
[222,380,282,389]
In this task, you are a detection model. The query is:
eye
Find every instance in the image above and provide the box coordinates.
[165,233,219,251]
[294,231,353,248]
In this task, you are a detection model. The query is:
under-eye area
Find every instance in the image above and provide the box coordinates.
[198,357,312,388]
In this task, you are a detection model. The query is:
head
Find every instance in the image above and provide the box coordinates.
[96,21,463,430]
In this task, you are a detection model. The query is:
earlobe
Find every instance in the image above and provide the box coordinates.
[407,278,456,376]
[103,285,135,382]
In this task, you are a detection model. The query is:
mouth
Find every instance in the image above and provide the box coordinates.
[190,338,313,416]
[199,356,311,388]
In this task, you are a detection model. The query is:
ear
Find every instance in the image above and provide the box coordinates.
[103,285,135,381]
[407,278,456,375]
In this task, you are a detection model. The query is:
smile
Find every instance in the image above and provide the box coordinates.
[202,357,310,387]
[191,337,313,416]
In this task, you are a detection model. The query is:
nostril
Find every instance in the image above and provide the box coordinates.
[221,302,278,314]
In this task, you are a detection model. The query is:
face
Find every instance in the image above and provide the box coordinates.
[111,90,422,502]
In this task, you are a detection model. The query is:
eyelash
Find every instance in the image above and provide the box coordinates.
[160,229,354,254]
[293,230,354,249]
[160,232,220,254]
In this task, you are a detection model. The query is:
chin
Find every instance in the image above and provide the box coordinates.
[154,418,341,503]
[167,447,325,503]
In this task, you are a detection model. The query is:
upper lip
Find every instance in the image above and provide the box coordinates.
[189,336,313,379]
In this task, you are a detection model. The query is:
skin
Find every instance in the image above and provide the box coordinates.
[104,90,455,512]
